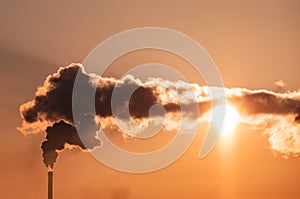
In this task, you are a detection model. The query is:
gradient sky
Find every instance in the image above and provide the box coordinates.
[1,1,300,199]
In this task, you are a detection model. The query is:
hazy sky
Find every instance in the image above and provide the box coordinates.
[1,1,300,198]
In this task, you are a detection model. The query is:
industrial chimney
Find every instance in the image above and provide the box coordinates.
[48,171,53,199]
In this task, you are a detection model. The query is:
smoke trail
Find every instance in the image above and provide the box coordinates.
[18,64,300,168]
[18,64,165,134]
[221,88,300,156]
[226,88,300,121]
[18,63,183,168]
[41,119,100,169]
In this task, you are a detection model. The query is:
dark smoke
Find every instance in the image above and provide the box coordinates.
[41,120,101,168]
[20,64,162,125]
[19,63,300,167]
[22,65,81,124]
[19,64,173,168]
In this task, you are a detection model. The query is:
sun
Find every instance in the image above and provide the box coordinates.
[213,103,240,136]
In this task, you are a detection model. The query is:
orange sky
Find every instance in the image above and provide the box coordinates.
[1,1,300,199]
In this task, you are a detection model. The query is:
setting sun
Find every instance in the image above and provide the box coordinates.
[213,103,240,136]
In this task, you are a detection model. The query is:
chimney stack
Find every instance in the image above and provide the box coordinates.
[48,171,53,199]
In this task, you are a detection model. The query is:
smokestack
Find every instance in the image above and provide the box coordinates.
[48,171,53,199]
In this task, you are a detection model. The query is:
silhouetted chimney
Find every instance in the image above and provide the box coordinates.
[48,171,53,199]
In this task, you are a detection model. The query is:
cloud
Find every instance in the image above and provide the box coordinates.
[274,80,286,93]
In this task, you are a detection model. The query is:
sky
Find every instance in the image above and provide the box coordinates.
[1,0,300,199]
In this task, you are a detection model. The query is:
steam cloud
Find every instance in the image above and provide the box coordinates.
[18,64,300,168]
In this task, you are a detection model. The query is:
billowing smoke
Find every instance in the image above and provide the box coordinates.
[41,122,65,169]
[18,64,300,168]
[18,63,186,168]
[41,120,101,168]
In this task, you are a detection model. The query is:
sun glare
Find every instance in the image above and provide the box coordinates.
[213,104,240,137]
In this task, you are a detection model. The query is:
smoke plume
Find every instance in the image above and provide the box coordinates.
[42,119,101,169]
[18,63,300,168]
